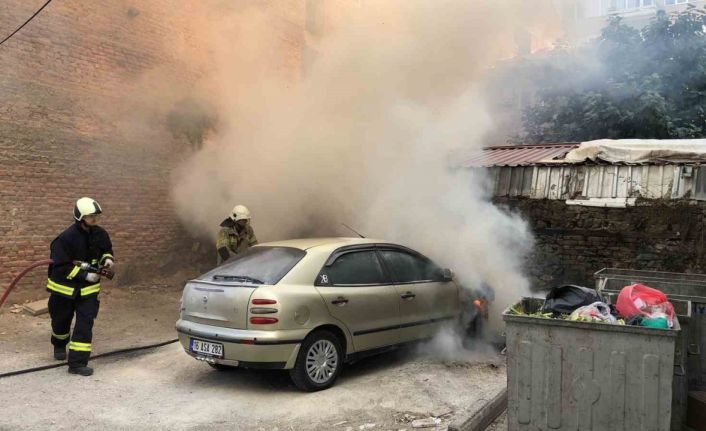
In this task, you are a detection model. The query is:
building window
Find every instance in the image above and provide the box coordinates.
[585,0,656,17]
[694,166,706,201]
[609,0,654,11]
[665,0,691,5]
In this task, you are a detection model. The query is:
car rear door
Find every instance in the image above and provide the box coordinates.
[378,247,458,343]
[314,248,400,352]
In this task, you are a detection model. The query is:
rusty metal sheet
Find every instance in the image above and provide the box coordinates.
[458,144,580,168]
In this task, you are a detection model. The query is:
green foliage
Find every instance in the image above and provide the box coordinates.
[518,6,706,143]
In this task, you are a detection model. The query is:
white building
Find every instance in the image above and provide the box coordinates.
[564,0,706,42]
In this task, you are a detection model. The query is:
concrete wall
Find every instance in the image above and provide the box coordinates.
[496,197,706,290]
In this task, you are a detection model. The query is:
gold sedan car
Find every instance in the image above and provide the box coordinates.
[176,238,485,391]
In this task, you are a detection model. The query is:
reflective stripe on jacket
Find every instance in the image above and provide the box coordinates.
[47,222,113,298]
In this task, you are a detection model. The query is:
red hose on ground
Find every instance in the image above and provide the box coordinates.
[0,259,53,310]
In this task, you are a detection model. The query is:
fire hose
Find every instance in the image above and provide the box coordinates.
[0,259,53,310]
[0,339,179,379]
[0,259,178,379]
[0,259,115,310]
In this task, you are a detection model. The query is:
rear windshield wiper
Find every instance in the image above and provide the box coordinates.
[212,275,264,284]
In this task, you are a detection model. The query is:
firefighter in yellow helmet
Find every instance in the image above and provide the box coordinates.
[216,205,258,265]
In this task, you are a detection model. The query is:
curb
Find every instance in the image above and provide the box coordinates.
[448,387,507,431]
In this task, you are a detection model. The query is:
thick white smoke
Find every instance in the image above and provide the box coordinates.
[172,1,558,326]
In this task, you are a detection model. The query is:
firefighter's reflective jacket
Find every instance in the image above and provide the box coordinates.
[47,222,114,298]
[216,218,258,265]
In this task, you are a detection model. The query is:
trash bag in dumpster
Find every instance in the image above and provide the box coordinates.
[616,283,675,328]
[569,301,620,324]
[641,315,670,329]
[541,285,603,315]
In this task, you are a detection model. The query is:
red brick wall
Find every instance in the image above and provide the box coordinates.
[0,1,208,293]
[0,1,307,295]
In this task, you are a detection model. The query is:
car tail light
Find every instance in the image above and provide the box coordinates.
[250,317,279,325]
[252,299,277,305]
[474,298,489,318]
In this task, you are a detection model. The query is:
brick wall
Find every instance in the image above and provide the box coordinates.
[496,198,706,290]
[0,1,306,295]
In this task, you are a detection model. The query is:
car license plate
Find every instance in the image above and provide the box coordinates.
[190,338,224,358]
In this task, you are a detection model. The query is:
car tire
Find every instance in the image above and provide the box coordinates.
[208,362,235,371]
[466,313,483,338]
[461,313,485,349]
[289,330,343,392]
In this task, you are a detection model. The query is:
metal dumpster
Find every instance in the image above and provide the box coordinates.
[595,268,706,390]
[603,292,692,431]
[504,297,680,431]
[595,268,706,431]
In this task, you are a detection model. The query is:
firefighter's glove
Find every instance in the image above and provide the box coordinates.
[104,258,115,269]
[85,272,101,283]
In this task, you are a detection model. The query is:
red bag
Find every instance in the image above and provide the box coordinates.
[616,284,675,326]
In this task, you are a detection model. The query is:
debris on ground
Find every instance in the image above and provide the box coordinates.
[430,408,453,418]
[442,360,480,369]
[10,304,23,314]
[333,421,348,427]
[395,413,417,424]
[411,417,442,428]
[22,298,49,316]
[359,424,377,430]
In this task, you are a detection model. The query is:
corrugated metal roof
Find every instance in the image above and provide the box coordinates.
[458,143,580,167]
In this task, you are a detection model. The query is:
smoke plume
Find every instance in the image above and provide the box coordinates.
[172,1,560,324]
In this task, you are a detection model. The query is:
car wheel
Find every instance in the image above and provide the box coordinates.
[466,313,483,338]
[461,313,485,349]
[289,330,342,392]
[208,362,235,371]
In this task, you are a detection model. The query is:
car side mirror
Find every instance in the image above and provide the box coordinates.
[441,268,454,282]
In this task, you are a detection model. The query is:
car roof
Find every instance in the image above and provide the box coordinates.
[256,237,388,251]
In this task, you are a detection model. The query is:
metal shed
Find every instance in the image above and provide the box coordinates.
[462,143,706,205]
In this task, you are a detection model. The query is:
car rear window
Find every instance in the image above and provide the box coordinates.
[200,246,306,285]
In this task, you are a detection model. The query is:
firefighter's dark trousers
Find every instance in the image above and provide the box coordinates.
[48,293,99,368]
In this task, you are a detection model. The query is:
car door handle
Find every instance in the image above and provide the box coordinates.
[401,292,416,300]
[331,297,349,306]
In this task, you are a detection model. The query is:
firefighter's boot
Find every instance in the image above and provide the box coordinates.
[53,346,67,361]
[68,366,93,376]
